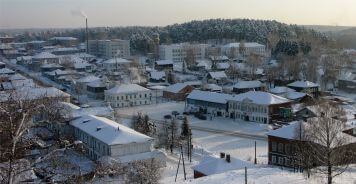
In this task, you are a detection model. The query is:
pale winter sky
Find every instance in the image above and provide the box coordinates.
[0,0,355,29]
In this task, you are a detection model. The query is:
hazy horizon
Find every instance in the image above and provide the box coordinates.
[1,0,356,29]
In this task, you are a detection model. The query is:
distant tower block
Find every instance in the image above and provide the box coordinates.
[153,33,160,61]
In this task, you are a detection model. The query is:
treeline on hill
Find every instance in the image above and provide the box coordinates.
[15,19,328,54]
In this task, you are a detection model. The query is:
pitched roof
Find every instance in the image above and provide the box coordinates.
[163,83,189,93]
[208,71,227,80]
[155,60,173,65]
[0,87,70,102]
[70,115,153,145]
[33,52,57,59]
[269,86,295,94]
[230,91,290,105]
[150,71,165,80]
[192,155,255,176]
[76,75,100,83]
[105,84,149,94]
[187,90,232,104]
[233,80,262,89]
[103,58,131,64]
[287,80,319,88]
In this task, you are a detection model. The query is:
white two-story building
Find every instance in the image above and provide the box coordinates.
[105,84,152,108]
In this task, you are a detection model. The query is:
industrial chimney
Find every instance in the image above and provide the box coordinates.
[86,18,89,53]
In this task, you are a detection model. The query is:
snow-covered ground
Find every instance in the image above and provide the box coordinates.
[117,102,271,136]
[181,165,356,184]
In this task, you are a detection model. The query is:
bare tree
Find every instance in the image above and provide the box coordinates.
[239,40,246,57]
[184,47,197,69]
[0,90,69,184]
[295,103,354,184]
[266,32,280,53]
[246,52,262,79]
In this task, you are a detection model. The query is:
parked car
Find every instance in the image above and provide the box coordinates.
[194,113,207,120]
[164,115,172,119]
[177,115,185,120]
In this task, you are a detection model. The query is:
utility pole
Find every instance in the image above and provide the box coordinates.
[181,145,186,180]
[245,167,247,184]
[189,129,192,163]
[175,153,181,182]
[254,141,257,164]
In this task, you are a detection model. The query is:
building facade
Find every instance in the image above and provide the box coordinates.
[88,39,130,59]
[105,84,152,108]
[228,91,291,124]
[159,43,209,62]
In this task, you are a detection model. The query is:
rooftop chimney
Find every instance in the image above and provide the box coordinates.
[220,152,225,159]
[226,154,231,163]
[96,127,102,131]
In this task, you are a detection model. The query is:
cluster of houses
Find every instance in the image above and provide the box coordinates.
[2,34,356,181]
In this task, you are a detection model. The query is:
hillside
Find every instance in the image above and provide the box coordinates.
[11,19,327,53]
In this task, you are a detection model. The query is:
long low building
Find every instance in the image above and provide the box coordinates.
[70,115,165,164]
[228,91,291,124]
[186,90,232,117]
[186,90,291,123]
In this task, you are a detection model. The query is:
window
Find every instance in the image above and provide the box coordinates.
[121,96,124,100]
[145,94,147,98]
[272,142,277,152]
[272,156,277,163]
[285,144,290,154]
[278,157,284,165]
[278,143,284,153]
[285,158,290,166]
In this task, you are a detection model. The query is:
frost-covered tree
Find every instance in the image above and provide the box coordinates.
[128,159,161,184]
[294,103,354,184]
[0,90,69,184]
[132,113,156,137]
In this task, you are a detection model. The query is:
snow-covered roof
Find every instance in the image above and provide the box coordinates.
[155,60,173,65]
[148,85,167,90]
[205,83,223,91]
[76,75,100,83]
[187,90,232,104]
[103,58,131,64]
[105,84,149,94]
[50,37,77,41]
[230,91,290,105]
[287,80,319,88]
[267,121,302,140]
[268,121,356,146]
[269,86,295,94]
[74,52,95,58]
[285,91,307,100]
[192,155,255,176]
[0,68,15,74]
[208,71,227,80]
[233,80,262,89]
[0,87,70,102]
[74,62,91,69]
[163,83,190,93]
[224,42,265,48]
[51,47,79,52]
[150,71,165,80]
[70,115,153,145]
[8,74,26,81]
[216,62,230,69]
[33,52,57,59]
[209,55,229,61]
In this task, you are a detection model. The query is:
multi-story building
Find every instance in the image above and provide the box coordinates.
[228,91,291,124]
[222,42,266,57]
[105,84,152,108]
[159,43,209,62]
[88,39,130,59]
